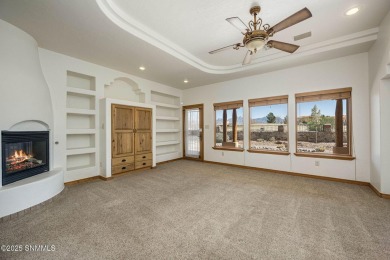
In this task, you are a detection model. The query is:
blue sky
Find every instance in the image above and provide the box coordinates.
[215,99,347,120]
[297,100,347,116]
[216,108,243,120]
[251,104,287,119]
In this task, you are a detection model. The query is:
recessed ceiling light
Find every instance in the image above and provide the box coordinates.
[346,7,359,16]
[139,66,145,71]
[184,79,189,83]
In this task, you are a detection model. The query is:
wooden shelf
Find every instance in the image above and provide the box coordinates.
[152,102,180,109]
[156,116,180,121]
[156,140,180,147]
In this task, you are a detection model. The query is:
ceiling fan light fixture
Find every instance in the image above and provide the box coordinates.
[346,7,359,16]
[244,30,268,52]
[209,6,312,65]
[245,38,266,52]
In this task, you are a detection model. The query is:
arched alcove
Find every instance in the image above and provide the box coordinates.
[104,77,145,103]
[9,120,50,131]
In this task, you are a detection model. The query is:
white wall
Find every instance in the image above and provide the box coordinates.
[0,19,55,183]
[183,53,370,182]
[38,48,182,182]
[0,20,53,132]
[0,20,55,185]
[368,10,390,194]
[0,19,63,217]
[104,78,145,103]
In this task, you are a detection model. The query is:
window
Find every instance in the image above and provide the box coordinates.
[248,95,289,154]
[213,100,244,151]
[295,88,353,159]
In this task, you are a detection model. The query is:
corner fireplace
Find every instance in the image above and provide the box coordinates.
[2,131,49,186]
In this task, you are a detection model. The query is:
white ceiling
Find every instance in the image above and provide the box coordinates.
[0,0,389,89]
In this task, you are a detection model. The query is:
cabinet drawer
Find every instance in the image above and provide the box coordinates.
[112,163,134,174]
[135,160,152,169]
[112,156,134,166]
[135,153,152,162]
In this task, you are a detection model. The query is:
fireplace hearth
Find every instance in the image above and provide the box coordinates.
[2,131,49,185]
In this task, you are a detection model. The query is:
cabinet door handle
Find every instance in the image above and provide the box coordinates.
[142,156,146,158]
[122,159,126,162]
[143,163,146,165]
[122,167,126,170]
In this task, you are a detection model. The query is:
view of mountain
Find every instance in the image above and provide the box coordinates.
[216,116,244,125]
[216,116,284,125]
[251,116,284,124]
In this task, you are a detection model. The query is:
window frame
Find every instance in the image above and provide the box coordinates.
[294,87,355,160]
[247,95,290,155]
[213,100,244,152]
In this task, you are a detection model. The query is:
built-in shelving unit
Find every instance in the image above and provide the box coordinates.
[66,71,98,179]
[151,91,182,163]
[156,116,180,121]
[156,140,180,146]
[156,129,180,133]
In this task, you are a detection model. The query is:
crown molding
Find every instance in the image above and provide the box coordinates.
[97,0,378,74]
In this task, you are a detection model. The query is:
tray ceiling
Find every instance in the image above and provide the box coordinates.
[0,0,389,89]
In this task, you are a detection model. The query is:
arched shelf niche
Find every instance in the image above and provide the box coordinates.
[104,77,145,103]
[9,120,50,131]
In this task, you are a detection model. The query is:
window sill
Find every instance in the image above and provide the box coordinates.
[294,153,355,161]
[247,150,290,156]
[212,147,244,152]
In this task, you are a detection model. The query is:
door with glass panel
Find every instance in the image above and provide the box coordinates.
[183,104,203,160]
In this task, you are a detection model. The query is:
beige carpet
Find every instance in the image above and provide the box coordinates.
[1,160,390,259]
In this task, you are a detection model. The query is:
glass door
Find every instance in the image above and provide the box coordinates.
[183,104,203,160]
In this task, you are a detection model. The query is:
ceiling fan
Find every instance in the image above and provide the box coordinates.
[209,5,312,65]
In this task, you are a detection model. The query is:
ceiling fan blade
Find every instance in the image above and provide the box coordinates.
[242,50,253,65]
[267,8,312,35]
[226,17,249,34]
[209,43,241,54]
[267,40,299,53]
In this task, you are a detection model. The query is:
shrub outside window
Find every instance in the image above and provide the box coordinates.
[295,88,352,158]
[214,100,244,150]
[248,95,289,154]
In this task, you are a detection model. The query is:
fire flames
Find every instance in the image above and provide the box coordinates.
[5,149,42,174]
[8,150,32,164]
[14,150,30,159]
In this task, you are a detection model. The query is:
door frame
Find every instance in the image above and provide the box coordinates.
[182,104,204,161]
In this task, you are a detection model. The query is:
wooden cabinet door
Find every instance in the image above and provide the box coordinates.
[135,108,152,154]
[135,132,152,154]
[112,105,134,158]
[135,108,152,131]
[112,132,134,157]
[113,105,134,131]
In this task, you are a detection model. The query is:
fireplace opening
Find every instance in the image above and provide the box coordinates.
[2,131,49,185]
